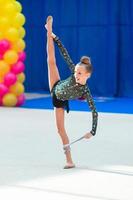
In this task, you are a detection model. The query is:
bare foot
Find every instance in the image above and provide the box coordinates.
[46,15,53,23]
[64,163,75,169]
[45,16,53,34]
[63,145,75,169]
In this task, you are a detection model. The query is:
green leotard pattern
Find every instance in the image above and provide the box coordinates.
[53,36,98,136]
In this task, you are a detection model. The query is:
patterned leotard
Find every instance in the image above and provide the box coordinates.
[53,37,98,136]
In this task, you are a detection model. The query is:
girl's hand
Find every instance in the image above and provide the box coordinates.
[84,132,93,139]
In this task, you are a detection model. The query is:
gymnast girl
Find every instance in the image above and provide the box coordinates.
[45,16,98,169]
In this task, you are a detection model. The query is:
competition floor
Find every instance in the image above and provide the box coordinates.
[0,93,133,200]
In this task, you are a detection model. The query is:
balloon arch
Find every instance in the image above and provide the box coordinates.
[0,0,26,107]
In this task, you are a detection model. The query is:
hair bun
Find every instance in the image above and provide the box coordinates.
[80,56,91,65]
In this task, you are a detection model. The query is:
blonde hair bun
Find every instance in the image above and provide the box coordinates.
[80,56,91,65]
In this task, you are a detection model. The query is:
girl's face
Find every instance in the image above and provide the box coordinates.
[74,64,90,85]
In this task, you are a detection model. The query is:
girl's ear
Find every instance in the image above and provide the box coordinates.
[86,72,91,78]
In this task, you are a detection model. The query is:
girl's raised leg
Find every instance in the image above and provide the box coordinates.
[46,16,60,91]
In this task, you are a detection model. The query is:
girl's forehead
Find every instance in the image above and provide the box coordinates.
[75,64,85,71]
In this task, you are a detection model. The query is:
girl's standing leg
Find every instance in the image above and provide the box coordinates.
[55,107,75,167]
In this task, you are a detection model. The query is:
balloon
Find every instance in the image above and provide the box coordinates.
[0,32,3,40]
[0,77,3,83]
[0,83,8,97]
[0,17,10,30]
[11,61,25,74]
[13,13,25,28]
[16,93,25,106]
[0,0,26,107]
[4,72,17,86]
[17,72,25,83]
[0,97,2,106]
[4,3,17,17]
[18,51,26,62]
[2,93,17,107]
[12,39,25,52]
[0,39,10,54]
[5,27,19,42]
[0,60,10,77]
[0,54,3,59]
[4,50,18,64]
[9,82,24,96]
[14,1,22,13]
[18,27,25,38]
[0,0,15,3]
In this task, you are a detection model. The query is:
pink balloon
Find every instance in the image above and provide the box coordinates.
[0,84,9,97]
[0,97,2,106]
[11,61,25,74]
[0,39,10,55]
[4,72,17,87]
[16,94,25,106]
[18,51,26,62]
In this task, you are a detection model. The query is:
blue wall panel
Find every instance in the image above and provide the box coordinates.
[20,0,133,97]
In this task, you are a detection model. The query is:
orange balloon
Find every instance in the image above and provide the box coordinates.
[0,31,3,40]
[0,76,4,83]
[0,60,10,78]
[0,17,10,31]
[4,50,18,64]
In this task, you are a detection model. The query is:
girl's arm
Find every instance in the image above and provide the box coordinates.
[85,89,98,136]
[51,33,75,73]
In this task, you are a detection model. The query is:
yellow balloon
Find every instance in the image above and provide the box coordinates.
[0,0,15,3]
[10,82,24,96]
[5,27,19,42]
[18,27,26,38]
[13,13,25,28]
[4,50,18,64]
[12,39,26,52]
[17,73,25,83]
[0,60,10,77]
[0,17,10,30]
[0,0,7,3]
[14,1,22,13]
[0,31,3,39]
[2,93,17,107]
[4,3,17,17]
